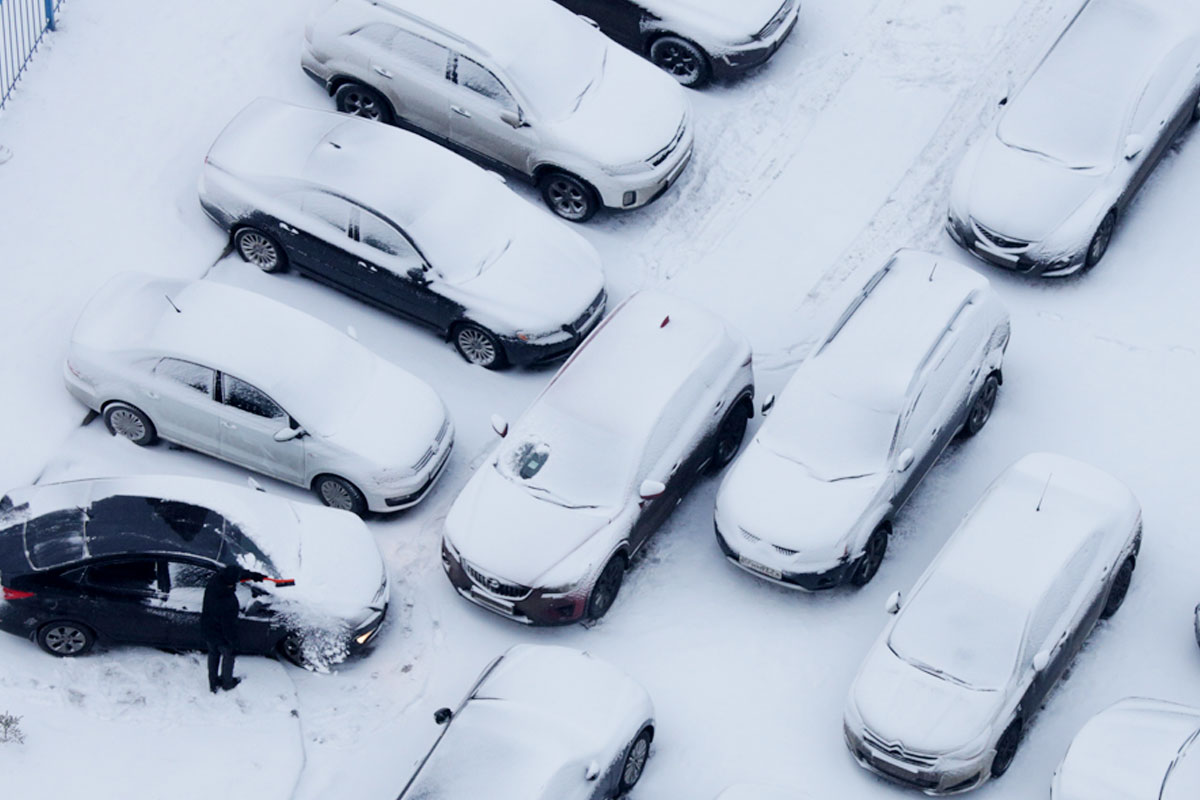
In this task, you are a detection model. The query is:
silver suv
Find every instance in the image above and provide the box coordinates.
[302,0,694,222]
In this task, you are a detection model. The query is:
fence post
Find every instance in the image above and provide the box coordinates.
[44,0,56,31]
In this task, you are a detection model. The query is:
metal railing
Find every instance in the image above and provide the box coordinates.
[1,0,62,112]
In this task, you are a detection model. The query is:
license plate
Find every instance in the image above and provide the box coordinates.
[739,555,782,580]
[469,587,514,614]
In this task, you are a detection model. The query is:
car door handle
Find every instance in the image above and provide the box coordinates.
[372,65,393,79]
[144,389,160,400]
[358,260,378,273]
[278,222,299,235]
[220,420,236,429]
[451,105,472,118]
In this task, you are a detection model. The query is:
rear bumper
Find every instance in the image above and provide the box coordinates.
[715,522,853,591]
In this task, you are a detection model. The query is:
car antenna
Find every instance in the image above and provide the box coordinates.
[165,294,182,314]
[1036,472,1053,512]
[928,261,938,282]
[247,476,265,493]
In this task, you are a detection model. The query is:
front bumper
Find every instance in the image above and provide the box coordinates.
[592,127,694,211]
[442,542,586,626]
[366,422,455,513]
[498,290,607,367]
[713,5,801,79]
[715,522,853,591]
[945,216,1083,278]
[347,602,388,653]
[845,723,989,795]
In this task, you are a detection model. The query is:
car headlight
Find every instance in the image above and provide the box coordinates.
[601,160,652,177]
[515,328,573,345]
[371,467,416,489]
[945,726,994,763]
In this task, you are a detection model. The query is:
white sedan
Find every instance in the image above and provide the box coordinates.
[845,453,1143,794]
[1052,698,1200,800]
[64,273,453,515]
[398,645,655,799]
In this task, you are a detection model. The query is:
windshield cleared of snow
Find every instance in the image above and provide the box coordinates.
[756,386,897,480]
[888,576,1025,691]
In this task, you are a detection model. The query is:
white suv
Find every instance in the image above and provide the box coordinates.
[714,250,1009,589]
[302,0,694,222]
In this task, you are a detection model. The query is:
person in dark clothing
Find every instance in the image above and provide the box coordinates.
[201,565,266,693]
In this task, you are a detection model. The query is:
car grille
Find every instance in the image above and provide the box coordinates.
[412,417,452,471]
[741,527,798,557]
[571,290,607,333]
[758,0,796,39]
[772,544,799,557]
[740,528,761,544]
[862,730,938,768]
[463,562,530,600]
[972,219,1029,251]
[648,121,687,168]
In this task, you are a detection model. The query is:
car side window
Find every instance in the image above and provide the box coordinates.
[167,561,216,591]
[1025,538,1099,663]
[1132,43,1195,134]
[353,22,399,48]
[388,28,451,77]
[153,358,215,397]
[221,375,287,422]
[295,191,353,238]
[83,559,163,595]
[454,55,518,113]
[358,208,422,266]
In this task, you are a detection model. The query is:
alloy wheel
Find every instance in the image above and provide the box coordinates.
[1087,213,1116,268]
[545,178,591,221]
[44,625,89,655]
[652,39,704,85]
[238,231,279,271]
[968,378,998,433]
[622,735,649,786]
[108,408,146,441]
[319,479,355,511]
[341,90,383,121]
[456,327,497,367]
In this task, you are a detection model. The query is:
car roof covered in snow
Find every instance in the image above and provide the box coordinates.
[1055,697,1200,800]
[805,249,998,413]
[401,645,652,799]
[0,476,298,576]
[534,290,747,446]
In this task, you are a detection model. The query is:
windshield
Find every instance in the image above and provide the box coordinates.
[756,386,897,480]
[406,180,517,285]
[1164,732,1200,800]
[888,575,1025,691]
[288,337,377,434]
[503,28,607,121]
[493,407,636,509]
[997,83,1124,169]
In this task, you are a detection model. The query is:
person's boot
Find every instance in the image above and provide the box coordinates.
[222,676,243,691]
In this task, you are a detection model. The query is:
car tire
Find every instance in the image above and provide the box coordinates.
[234,227,288,273]
[539,171,599,222]
[452,322,508,369]
[1084,211,1117,270]
[617,726,653,793]
[333,82,394,124]
[1100,556,1135,619]
[313,474,368,516]
[849,526,889,587]
[37,620,96,657]
[991,719,1023,779]
[649,35,711,88]
[102,402,157,446]
[586,555,626,621]
[962,373,1000,438]
[706,400,751,474]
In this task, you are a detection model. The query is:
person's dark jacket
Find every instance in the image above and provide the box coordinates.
[201,567,265,646]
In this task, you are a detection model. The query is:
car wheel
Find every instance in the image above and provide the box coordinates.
[334,82,394,124]
[1193,92,1200,123]
[102,402,157,446]
[706,401,751,474]
[313,475,367,516]
[618,727,653,793]
[1085,211,1116,270]
[37,620,95,657]
[277,633,307,667]
[586,555,626,621]
[849,526,889,587]
[649,35,711,87]
[991,719,1023,778]
[539,171,599,222]
[233,227,287,273]
[1101,556,1135,619]
[962,373,1000,437]
[453,323,507,369]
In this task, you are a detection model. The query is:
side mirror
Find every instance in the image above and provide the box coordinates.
[490,414,509,438]
[578,14,600,28]
[274,426,304,443]
[407,266,430,286]
[998,96,1008,107]
[1123,134,1146,160]
[1032,650,1051,672]
[885,591,902,615]
[761,394,776,416]
[499,109,528,129]
[585,761,600,781]
[896,448,915,473]
[433,707,453,725]
[639,479,666,501]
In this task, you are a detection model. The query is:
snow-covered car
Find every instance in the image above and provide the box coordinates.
[715,786,811,800]
[442,290,754,625]
[551,0,799,87]
[397,644,655,799]
[844,453,1143,795]
[947,0,1200,276]
[1051,698,1200,800]
[0,476,390,668]
[64,273,453,516]
[200,98,607,369]
[301,0,693,222]
[714,250,1008,590]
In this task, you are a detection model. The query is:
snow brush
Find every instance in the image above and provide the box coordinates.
[242,576,296,588]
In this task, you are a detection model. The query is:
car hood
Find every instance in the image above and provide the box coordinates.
[551,45,688,168]
[965,136,1105,243]
[318,363,446,469]
[853,646,1004,756]
[442,217,604,334]
[445,467,612,587]
[718,442,884,557]
[652,0,789,43]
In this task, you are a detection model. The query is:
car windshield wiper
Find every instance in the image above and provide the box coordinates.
[571,48,607,113]
[523,482,597,510]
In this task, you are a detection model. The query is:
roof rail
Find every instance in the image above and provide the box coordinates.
[363,0,478,53]
[813,253,898,357]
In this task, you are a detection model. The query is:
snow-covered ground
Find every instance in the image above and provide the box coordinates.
[2,0,1199,798]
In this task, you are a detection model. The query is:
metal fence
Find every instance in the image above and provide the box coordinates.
[1,0,62,112]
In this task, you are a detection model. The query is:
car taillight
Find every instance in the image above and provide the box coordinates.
[2,586,35,600]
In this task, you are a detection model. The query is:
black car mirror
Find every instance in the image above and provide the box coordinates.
[407,266,430,286]
[434,707,453,725]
